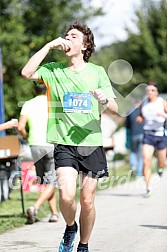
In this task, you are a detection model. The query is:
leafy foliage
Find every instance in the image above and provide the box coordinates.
[93,0,167,95]
[0,0,102,120]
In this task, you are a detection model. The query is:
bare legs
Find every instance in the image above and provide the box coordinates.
[156,148,166,170]
[34,184,58,214]
[142,144,166,190]
[79,175,97,243]
[57,167,78,226]
[57,167,98,244]
[142,144,154,189]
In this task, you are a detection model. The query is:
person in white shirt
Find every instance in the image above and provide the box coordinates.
[18,84,59,224]
[136,82,167,197]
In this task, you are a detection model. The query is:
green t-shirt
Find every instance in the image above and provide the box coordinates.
[37,62,115,146]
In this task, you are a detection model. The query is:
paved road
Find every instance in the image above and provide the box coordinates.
[0,170,167,252]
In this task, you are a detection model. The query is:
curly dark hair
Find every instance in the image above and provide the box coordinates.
[65,20,96,62]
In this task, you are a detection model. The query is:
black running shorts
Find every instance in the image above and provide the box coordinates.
[54,144,108,178]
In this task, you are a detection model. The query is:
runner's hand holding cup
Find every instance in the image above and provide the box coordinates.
[47,37,72,52]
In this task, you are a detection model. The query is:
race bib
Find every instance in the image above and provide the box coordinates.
[63,92,92,113]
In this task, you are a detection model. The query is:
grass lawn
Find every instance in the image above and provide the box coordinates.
[0,188,61,235]
[0,162,131,235]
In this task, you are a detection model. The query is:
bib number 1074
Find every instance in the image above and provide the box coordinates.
[69,98,88,107]
[63,92,92,113]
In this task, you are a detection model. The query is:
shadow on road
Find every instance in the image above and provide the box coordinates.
[140,224,167,230]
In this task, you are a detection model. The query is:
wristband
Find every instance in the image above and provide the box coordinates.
[100,99,109,105]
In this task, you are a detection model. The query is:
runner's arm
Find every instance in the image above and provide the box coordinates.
[164,99,167,113]
[157,100,167,119]
[101,98,118,115]
[21,38,72,81]
[90,89,118,115]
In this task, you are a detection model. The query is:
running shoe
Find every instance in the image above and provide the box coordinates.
[26,206,38,224]
[77,247,89,252]
[48,213,59,223]
[158,168,163,177]
[144,189,152,198]
[59,223,78,252]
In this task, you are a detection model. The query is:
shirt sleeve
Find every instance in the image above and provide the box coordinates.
[37,64,50,84]
[98,66,116,99]
[20,101,30,116]
[37,62,60,85]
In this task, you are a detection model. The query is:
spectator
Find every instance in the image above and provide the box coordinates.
[0,119,19,202]
[18,84,59,224]
[125,101,144,177]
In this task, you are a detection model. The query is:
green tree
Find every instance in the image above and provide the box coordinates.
[93,0,167,95]
[0,0,102,120]
[124,0,167,92]
[0,0,30,120]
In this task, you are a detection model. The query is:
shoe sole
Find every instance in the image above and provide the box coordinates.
[49,219,59,223]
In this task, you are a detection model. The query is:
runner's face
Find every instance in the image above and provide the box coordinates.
[64,29,86,56]
[146,86,158,99]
